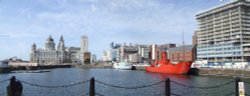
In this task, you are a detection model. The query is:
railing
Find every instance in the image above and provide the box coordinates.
[1,76,249,96]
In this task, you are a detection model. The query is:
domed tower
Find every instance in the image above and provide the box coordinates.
[45,35,55,50]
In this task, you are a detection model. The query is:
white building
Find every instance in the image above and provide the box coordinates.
[129,54,141,63]
[30,35,66,65]
[91,54,97,63]
[78,35,89,64]
[196,0,250,64]
[102,50,112,61]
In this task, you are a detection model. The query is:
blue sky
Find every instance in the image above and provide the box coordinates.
[0,0,231,60]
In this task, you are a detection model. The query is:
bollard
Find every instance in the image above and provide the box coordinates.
[7,76,22,96]
[165,78,170,96]
[235,77,240,96]
[89,77,95,96]
[8,76,16,96]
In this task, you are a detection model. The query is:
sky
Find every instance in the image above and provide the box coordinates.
[0,0,232,60]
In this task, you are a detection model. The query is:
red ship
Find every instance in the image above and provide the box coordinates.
[145,52,192,74]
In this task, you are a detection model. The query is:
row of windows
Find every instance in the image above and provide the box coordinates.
[197,43,236,48]
[197,52,242,57]
[198,51,241,55]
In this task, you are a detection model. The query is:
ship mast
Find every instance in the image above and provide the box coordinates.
[182,31,185,62]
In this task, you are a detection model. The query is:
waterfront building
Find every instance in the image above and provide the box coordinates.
[119,44,138,62]
[111,42,121,61]
[84,52,91,64]
[78,35,89,64]
[30,35,67,65]
[150,44,176,61]
[138,45,150,63]
[67,47,81,63]
[30,35,90,65]
[102,43,177,63]
[150,44,158,60]
[81,35,88,52]
[159,44,176,51]
[129,54,141,63]
[102,42,122,62]
[102,50,112,62]
[91,54,97,63]
[168,45,196,62]
[196,0,250,64]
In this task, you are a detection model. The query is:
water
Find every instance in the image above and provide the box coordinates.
[0,68,249,96]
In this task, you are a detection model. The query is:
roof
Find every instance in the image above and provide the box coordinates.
[196,0,250,18]
[167,45,194,52]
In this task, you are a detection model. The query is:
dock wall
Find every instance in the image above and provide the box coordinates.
[196,68,250,77]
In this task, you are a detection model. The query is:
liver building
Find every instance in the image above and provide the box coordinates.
[30,35,67,65]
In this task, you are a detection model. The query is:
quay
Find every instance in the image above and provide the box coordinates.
[196,68,250,78]
[0,62,113,73]
[74,63,113,69]
[0,64,73,73]
[133,66,250,78]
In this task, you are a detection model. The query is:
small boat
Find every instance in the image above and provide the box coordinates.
[145,52,192,74]
[113,62,132,70]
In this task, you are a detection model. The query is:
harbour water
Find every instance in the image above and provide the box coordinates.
[0,68,249,96]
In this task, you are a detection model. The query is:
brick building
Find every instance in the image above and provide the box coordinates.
[168,45,196,62]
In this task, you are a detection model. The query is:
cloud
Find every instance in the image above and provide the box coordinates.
[0,0,222,60]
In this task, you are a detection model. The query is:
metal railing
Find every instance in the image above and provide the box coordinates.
[1,76,249,96]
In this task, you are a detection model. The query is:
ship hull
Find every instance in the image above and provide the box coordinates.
[145,62,192,74]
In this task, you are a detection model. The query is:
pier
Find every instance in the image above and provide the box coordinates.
[0,64,73,73]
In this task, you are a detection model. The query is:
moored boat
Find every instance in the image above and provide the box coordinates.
[145,52,192,74]
[113,62,132,70]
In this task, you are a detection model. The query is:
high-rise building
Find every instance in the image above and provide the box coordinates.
[81,35,88,52]
[78,35,88,64]
[196,0,250,63]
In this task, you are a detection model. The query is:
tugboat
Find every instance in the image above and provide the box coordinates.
[145,52,192,74]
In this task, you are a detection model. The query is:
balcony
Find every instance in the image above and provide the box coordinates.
[244,53,250,56]
[243,48,250,51]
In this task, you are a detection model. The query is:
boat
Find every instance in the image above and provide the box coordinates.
[145,52,192,74]
[113,62,132,70]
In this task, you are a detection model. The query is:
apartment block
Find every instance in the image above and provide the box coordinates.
[196,0,250,62]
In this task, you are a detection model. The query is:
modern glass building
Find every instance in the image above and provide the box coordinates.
[196,0,250,63]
